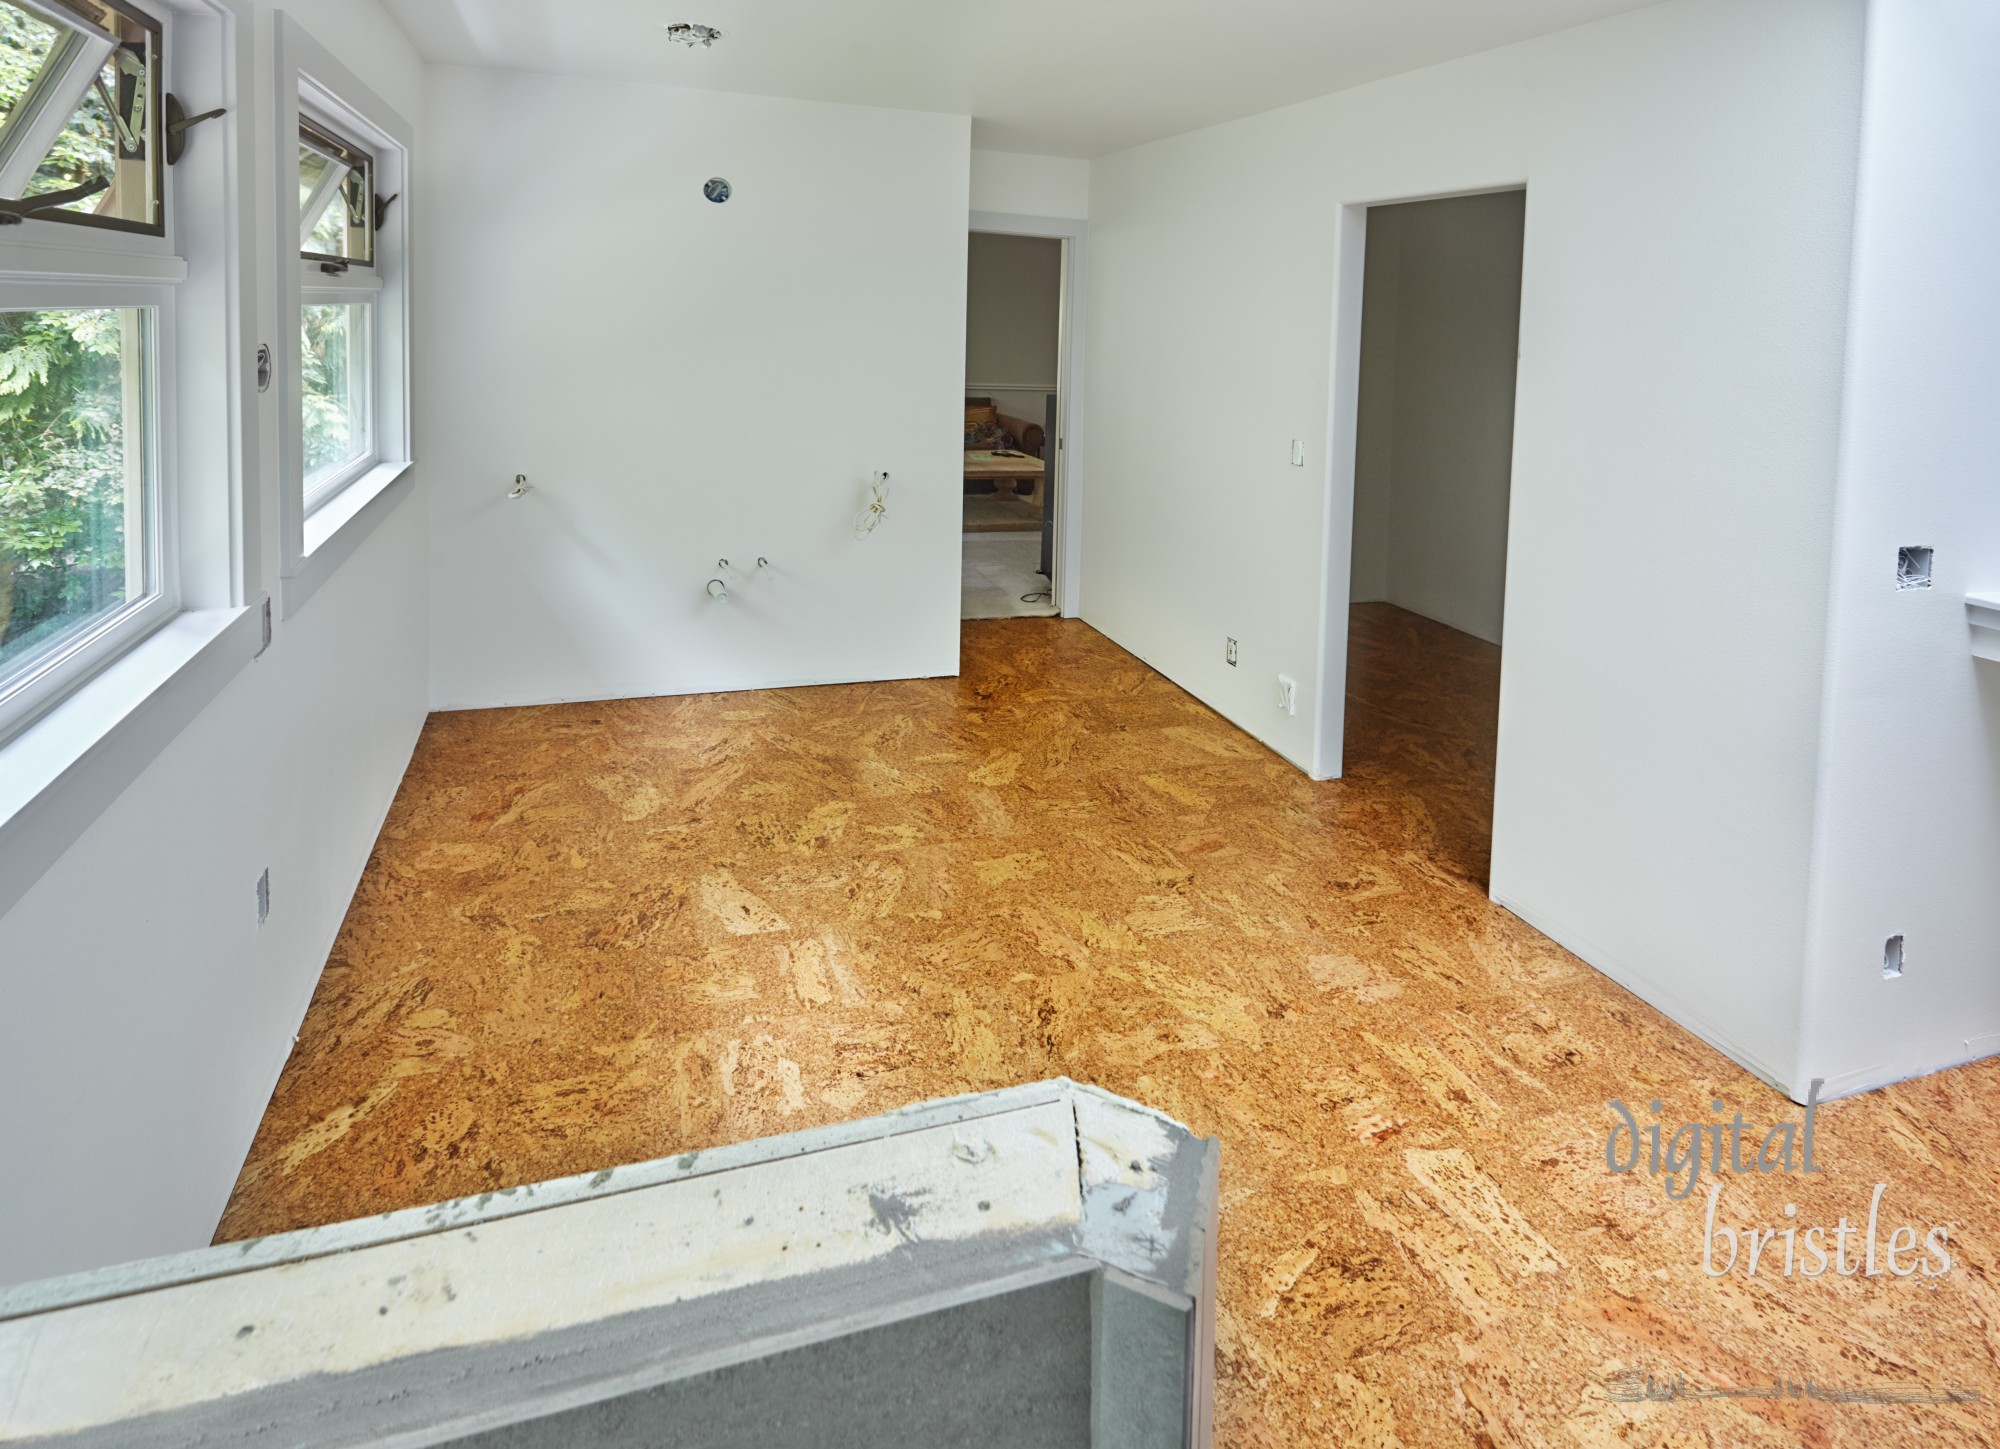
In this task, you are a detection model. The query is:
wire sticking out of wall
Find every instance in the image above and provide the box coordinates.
[855,473,890,538]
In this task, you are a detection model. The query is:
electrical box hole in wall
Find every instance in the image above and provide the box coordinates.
[1883,935,1904,980]
[1897,547,1933,590]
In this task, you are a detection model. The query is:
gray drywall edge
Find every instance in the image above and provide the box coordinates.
[439,1274,1097,1449]
[2,1080,1219,1448]
[0,1079,1078,1323]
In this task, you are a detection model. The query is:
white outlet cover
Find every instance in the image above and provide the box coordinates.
[1277,674,1297,714]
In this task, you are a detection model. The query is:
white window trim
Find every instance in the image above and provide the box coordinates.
[273,15,412,620]
[0,282,179,745]
[0,0,258,919]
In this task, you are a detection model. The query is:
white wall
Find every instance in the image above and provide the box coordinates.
[0,0,428,1287]
[970,149,1089,220]
[1349,191,1525,645]
[967,232,1062,427]
[423,69,969,710]
[1798,0,2000,1098]
[1083,0,1866,1093]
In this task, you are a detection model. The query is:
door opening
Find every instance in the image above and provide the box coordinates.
[1342,189,1526,885]
[962,230,1064,620]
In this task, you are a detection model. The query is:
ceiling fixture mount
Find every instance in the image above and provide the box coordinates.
[666,22,724,48]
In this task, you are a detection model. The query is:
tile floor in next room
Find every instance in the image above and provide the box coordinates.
[220,604,2000,1447]
[961,529,1058,619]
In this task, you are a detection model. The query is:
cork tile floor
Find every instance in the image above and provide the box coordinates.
[220,605,2000,1446]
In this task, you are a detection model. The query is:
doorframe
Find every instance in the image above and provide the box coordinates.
[1311,182,1528,782]
[969,211,1087,618]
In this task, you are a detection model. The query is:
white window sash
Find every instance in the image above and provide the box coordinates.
[0,6,118,197]
[276,19,412,602]
[0,280,179,745]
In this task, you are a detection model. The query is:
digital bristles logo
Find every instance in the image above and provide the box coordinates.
[1603,1079,1954,1280]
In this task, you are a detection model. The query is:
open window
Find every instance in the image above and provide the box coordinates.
[298,116,371,269]
[0,0,257,906]
[295,111,387,510]
[0,0,185,745]
[296,114,377,505]
[0,0,162,234]
[276,15,412,612]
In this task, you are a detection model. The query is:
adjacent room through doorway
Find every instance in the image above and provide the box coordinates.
[963,230,1063,619]
[1346,189,1527,884]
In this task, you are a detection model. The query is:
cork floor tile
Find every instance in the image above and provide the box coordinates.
[219,605,2000,1446]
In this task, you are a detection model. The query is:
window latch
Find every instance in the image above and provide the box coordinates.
[0,178,109,226]
[318,260,351,276]
[374,192,399,230]
[164,94,228,166]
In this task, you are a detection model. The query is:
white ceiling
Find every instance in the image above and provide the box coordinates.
[382,0,1662,158]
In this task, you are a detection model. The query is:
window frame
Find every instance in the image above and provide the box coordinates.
[0,0,168,239]
[296,114,372,270]
[0,0,239,751]
[0,282,177,741]
[274,16,411,618]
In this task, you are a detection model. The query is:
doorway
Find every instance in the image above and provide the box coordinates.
[1342,189,1526,883]
[962,230,1064,619]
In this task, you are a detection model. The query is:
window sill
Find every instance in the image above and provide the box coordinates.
[0,604,262,921]
[284,460,414,619]
[1970,594,2000,663]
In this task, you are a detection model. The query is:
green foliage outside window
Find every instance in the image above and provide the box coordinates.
[2,9,139,667]
[0,308,130,670]
[1,6,125,210]
[302,303,366,482]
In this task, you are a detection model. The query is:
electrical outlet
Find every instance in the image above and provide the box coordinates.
[256,868,271,927]
[1225,638,1239,667]
[1277,675,1297,715]
[1290,439,1305,467]
[1884,934,1905,979]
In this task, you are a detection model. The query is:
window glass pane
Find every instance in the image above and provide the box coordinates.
[299,121,373,265]
[0,306,153,682]
[0,7,63,124]
[297,140,336,219]
[301,302,372,492]
[0,1,162,231]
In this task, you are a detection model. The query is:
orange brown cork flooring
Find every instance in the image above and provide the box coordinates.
[220,604,2000,1446]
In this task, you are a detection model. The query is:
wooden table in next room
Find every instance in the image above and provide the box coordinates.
[963,450,1046,509]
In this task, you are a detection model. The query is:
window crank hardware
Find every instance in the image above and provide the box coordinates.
[374,192,399,230]
[164,94,227,166]
[0,178,108,225]
[256,344,272,393]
